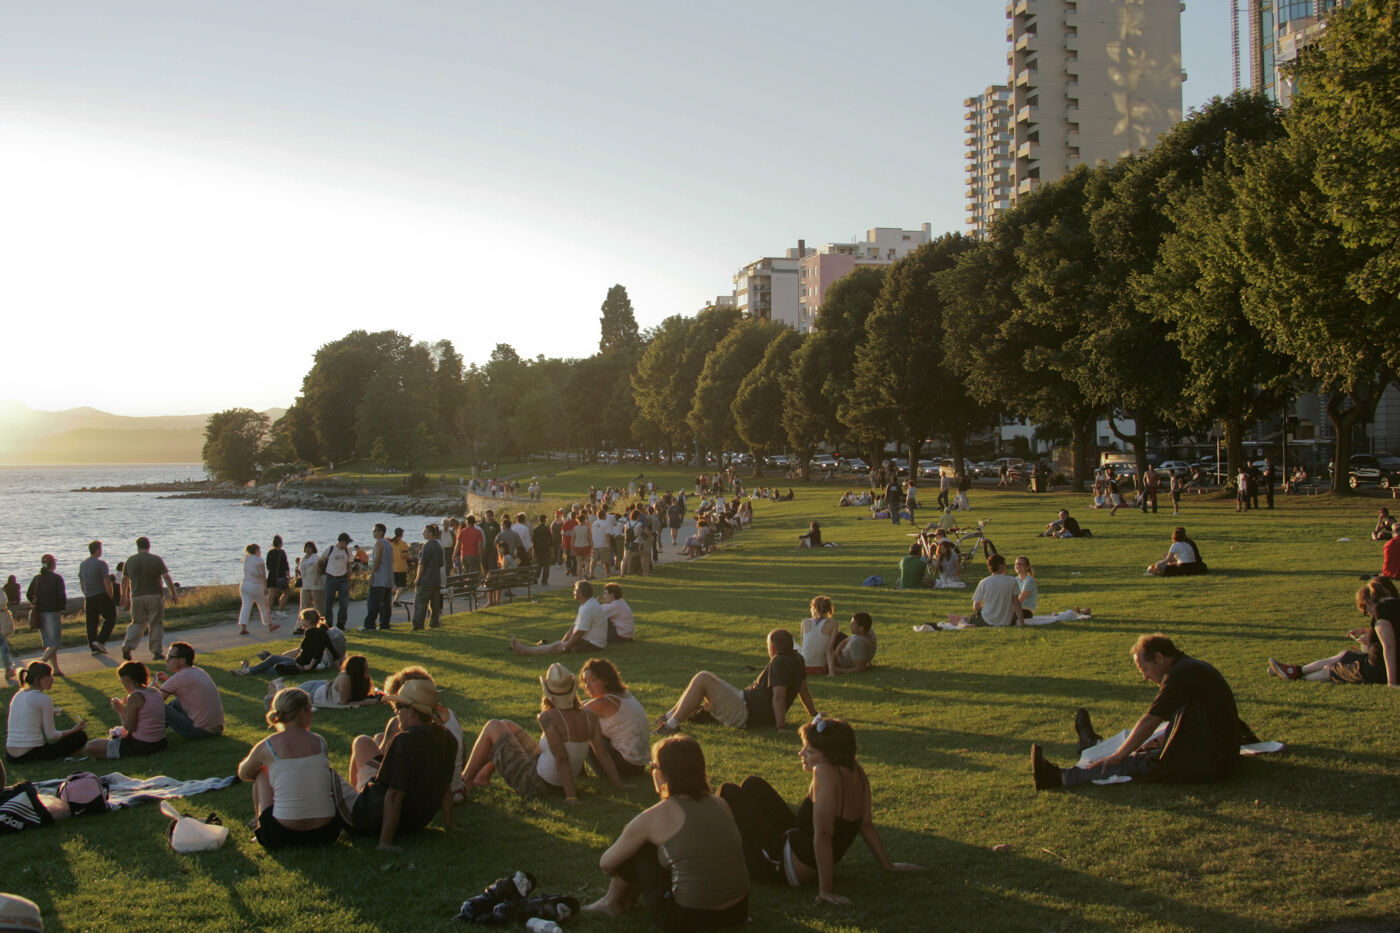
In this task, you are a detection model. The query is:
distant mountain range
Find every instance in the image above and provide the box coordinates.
[0,400,285,464]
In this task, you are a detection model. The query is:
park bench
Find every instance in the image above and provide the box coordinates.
[392,571,482,622]
[478,566,537,603]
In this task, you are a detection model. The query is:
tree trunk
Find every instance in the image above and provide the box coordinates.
[906,437,923,472]
[948,430,966,470]
[1108,412,1150,483]
[1070,420,1096,490]
[1325,384,1386,495]
[1222,412,1245,488]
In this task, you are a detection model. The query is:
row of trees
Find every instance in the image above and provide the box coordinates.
[205,2,1397,492]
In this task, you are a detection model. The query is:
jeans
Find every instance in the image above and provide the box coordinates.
[412,583,442,629]
[164,698,219,740]
[248,654,299,676]
[323,574,350,628]
[1061,748,1162,787]
[1,634,11,673]
[85,592,117,645]
[364,586,393,629]
[537,559,549,586]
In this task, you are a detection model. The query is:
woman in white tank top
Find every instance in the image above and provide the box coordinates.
[237,685,340,849]
[799,595,838,675]
[580,658,650,775]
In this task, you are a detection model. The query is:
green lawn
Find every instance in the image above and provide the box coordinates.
[4,480,1399,932]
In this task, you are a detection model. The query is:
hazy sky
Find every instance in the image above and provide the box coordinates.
[0,1,1235,416]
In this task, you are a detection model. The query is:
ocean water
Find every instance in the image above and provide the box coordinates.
[0,464,439,586]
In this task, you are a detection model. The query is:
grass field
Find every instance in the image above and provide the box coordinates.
[4,470,1399,932]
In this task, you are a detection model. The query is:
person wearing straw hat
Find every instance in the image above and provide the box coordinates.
[342,678,457,851]
[0,893,43,932]
[460,663,625,803]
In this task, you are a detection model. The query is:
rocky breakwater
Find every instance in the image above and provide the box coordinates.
[245,485,464,516]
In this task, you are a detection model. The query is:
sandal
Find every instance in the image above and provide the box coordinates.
[238,626,250,635]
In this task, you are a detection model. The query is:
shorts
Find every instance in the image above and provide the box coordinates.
[593,546,610,564]
[37,612,63,648]
[254,808,342,849]
[704,679,750,729]
[1327,650,1384,685]
[490,729,560,798]
[394,572,407,587]
[106,735,168,759]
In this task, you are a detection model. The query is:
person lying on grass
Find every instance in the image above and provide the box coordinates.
[827,613,877,675]
[720,715,921,904]
[85,660,167,761]
[232,609,344,677]
[340,678,457,851]
[510,580,609,656]
[237,686,341,850]
[1032,633,1246,790]
[460,662,624,803]
[653,629,818,735]
[263,655,383,711]
[584,735,749,930]
[1268,576,1400,686]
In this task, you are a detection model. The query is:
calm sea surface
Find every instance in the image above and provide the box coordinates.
[0,464,433,586]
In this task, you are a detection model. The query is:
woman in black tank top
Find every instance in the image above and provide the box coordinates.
[1267,577,1400,685]
[720,715,922,904]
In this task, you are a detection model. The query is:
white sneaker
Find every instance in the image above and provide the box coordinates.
[912,623,936,633]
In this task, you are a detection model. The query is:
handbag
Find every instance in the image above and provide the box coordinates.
[0,608,13,639]
[27,610,41,632]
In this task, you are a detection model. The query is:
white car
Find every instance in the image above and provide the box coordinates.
[1156,460,1192,478]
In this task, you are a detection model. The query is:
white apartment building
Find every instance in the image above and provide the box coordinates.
[733,247,809,330]
[798,225,933,330]
[1002,0,1184,199]
[964,86,1014,238]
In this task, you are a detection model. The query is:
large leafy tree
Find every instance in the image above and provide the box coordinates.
[1235,131,1398,492]
[733,328,803,475]
[633,315,698,462]
[598,284,641,356]
[673,306,743,460]
[1286,0,1400,304]
[1095,92,1287,477]
[355,341,439,467]
[941,168,1104,487]
[846,235,979,468]
[689,317,787,457]
[299,330,412,466]
[203,408,269,484]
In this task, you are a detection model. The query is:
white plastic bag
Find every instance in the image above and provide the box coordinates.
[161,800,228,852]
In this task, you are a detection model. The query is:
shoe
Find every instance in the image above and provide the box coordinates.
[1074,708,1103,752]
[90,642,107,655]
[686,709,718,725]
[653,719,680,736]
[496,895,581,925]
[1031,744,1062,791]
[458,872,537,922]
[151,653,165,662]
[360,626,375,632]
[121,647,132,661]
[238,660,251,675]
[1268,658,1302,681]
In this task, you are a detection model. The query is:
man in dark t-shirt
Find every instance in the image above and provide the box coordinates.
[344,680,457,850]
[1031,634,1242,790]
[654,629,817,733]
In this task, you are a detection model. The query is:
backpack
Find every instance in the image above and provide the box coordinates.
[58,772,109,816]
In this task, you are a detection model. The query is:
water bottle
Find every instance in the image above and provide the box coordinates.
[524,919,561,933]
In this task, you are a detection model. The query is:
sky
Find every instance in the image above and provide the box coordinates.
[0,0,1237,417]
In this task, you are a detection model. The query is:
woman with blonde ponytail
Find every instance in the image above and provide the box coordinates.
[236,686,341,848]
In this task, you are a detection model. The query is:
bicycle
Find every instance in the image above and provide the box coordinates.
[953,519,999,574]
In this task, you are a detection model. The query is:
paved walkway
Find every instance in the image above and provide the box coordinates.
[41,518,712,678]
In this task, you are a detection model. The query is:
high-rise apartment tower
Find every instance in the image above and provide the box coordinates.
[964,86,1014,238]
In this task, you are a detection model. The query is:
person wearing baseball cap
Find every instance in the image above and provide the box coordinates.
[26,555,66,677]
[342,676,456,850]
[321,534,354,629]
[460,663,624,803]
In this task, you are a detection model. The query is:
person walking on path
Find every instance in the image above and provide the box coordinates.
[266,535,293,615]
[322,533,354,629]
[120,536,178,662]
[533,515,553,586]
[237,543,276,636]
[412,524,445,631]
[78,540,117,655]
[298,541,323,613]
[363,524,395,631]
[27,554,68,676]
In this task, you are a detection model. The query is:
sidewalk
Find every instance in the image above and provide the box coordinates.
[41,518,711,678]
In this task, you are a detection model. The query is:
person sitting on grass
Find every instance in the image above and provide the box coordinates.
[459,662,624,802]
[237,686,342,850]
[896,544,931,589]
[5,661,88,764]
[1014,557,1090,625]
[233,609,345,677]
[85,661,167,760]
[653,629,818,735]
[719,716,921,903]
[1146,526,1207,576]
[1373,508,1395,541]
[945,554,1020,627]
[358,666,467,805]
[1031,634,1245,790]
[828,613,877,675]
[584,735,749,930]
[797,521,823,549]
[1040,509,1083,538]
[510,580,609,656]
[934,539,962,586]
[154,641,224,740]
[1381,520,1400,580]
[340,678,457,851]
[580,658,650,778]
[1268,576,1400,686]
[600,583,635,643]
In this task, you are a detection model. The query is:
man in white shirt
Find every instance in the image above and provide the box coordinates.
[591,510,613,578]
[508,580,609,655]
[969,554,1021,626]
[322,533,354,629]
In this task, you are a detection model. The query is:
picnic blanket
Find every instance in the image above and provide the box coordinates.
[914,609,1091,632]
[1075,726,1285,785]
[34,771,237,810]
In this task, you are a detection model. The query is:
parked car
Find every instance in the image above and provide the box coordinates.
[1156,460,1192,478]
[841,457,870,475]
[917,460,940,479]
[1348,454,1400,490]
[810,454,839,472]
[974,461,998,478]
[892,458,910,476]
[765,454,793,469]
